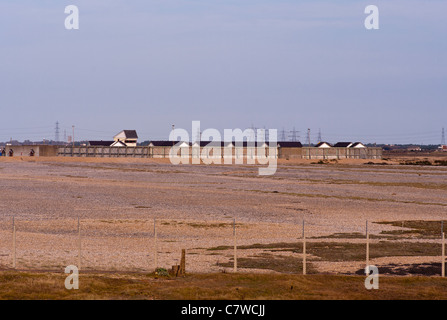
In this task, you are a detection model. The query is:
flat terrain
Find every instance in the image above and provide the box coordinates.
[1,271,447,300]
[0,156,446,277]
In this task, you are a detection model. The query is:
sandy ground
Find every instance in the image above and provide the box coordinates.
[0,156,446,274]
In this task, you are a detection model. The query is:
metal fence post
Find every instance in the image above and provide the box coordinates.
[303,219,306,275]
[233,218,237,273]
[366,220,370,270]
[442,232,445,278]
[154,218,158,271]
[12,217,16,269]
[78,217,81,270]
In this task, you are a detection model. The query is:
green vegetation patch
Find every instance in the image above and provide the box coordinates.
[209,241,442,262]
[217,253,316,274]
[399,160,432,166]
[376,220,446,239]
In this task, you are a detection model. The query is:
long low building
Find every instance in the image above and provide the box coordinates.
[57,141,382,160]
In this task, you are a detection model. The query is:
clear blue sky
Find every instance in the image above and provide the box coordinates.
[0,0,446,144]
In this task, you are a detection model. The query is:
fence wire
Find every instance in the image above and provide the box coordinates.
[0,217,445,277]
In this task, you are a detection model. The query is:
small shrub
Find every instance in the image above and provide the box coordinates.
[400,160,432,166]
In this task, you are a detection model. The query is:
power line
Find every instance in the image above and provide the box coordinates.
[323,130,440,138]
[0,126,53,131]
[306,128,311,146]
[194,127,201,142]
[250,124,257,141]
[288,127,300,142]
[55,121,60,142]
[280,128,287,141]
[442,127,446,145]
[263,126,269,142]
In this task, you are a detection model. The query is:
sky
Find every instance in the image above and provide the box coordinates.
[0,0,446,144]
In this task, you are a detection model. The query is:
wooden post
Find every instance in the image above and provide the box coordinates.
[233,218,237,273]
[366,220,370,270]
[171,249,186,277]
[12,217,16,269]
[154,218,158,271]
[442,232,445,278]
[302,219,306,275]
[180,249,186,276]
[78,217,81,270]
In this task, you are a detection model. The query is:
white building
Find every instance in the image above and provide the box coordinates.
[315,142,332,148]
[113,130,138,147]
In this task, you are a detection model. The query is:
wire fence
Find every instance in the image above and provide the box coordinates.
[0,217,445,277]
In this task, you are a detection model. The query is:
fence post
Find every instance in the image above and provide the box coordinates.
[442,232,445,278]
[366,220,370,270]
[233,218,237,273]
[12,217,16,269]
[180,249,186,275]
[154,218,158,271]
[302,219,306,275]
[78,217,81,270]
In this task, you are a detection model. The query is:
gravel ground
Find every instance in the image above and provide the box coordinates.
[0,157,446,274]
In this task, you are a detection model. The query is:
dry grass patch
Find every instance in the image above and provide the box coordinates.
[377,220,447,239]
[246,189,447,207]
[209,241,442,263]
[217,253,317,274]
[1,271,447,300]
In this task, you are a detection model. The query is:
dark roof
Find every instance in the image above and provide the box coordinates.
[89,141,114,146]
[315,142,332,148]
[232,141,268,147]
[111,141,127,146]
[195,141,229,147]
[333,142,352,148]
[277,141,303,148]
[122,130,138,139]
[149,140,187,147]
[350,142,365,148]
[199,141,293,147]
[147,141,303,148]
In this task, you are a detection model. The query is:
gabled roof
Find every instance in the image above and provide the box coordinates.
[88,141,115,146]
[277,141,303,148]
[232,141,270,147]
[350,142,366,148]
[111,140,127,147]
[193,141,230,147]
[315,142,332,148]
[149,140,190,147]
[149,140,176,147]
[114,130,138,140]
[333,142,352,148]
